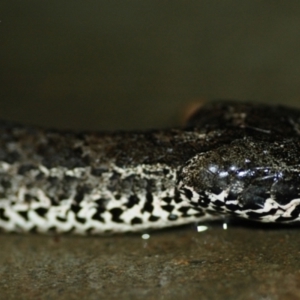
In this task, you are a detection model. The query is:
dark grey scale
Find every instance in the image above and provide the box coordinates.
[206,209,226,215]
[166,173,174,180]
[148,215,160,222]
[182,188,193,200]
[160,184,167,192]
[61,183,76,199]
[50,196,61,206]
[168,214,178,221]
[225,190,240,202]
[0,178,11,189]
[64,174,78,182]
[178,206,191,217]
[18,164,37,175]
[246,209,278,219]
[41,136,88,169]
[18,211,29,221]
[24,194,33,203]
[125,195,140,208]
[74,185,91,203]
[92,200,106,222]
[162,197,173,204]
[197,195,210,208]
[227,210,241,217]
[70,204,81,214]
[68,140,84,153]
[35,207,48,218]
[56,216,67,222]
[35,172,45,180]
[91,211,105,223]
[141,192,154,213]
[173,189,184,204]
[163,168,170,175]
[29,226,37,233]
[225,203,240,211]
[48,176,60,185]
[95,198,108,208]
[290,206,300,218]
[275,216,293,222]
[3,150,20,164]
[208,186,225,196]
[114,194,121,200]
[119,174,137,192]
[76,216,86,224]
[190,206,206,214]
[212,200,225,207]
[90,167,108,177]
[58,193,69,201]
[131,217,143,225]
[193,211,206,217]
[146,178,156,193]
[212,205,225,212]
[86,227,95,234]
[161,204,174,213]
[109,208,124,223]
[82,154,91,165]
[142,168,161,176]
[108,171,122,190]
[0,208,9,221]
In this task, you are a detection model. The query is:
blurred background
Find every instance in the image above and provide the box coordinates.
[1,1,300,130]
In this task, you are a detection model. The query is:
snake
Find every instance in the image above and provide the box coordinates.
[1,100,300,234]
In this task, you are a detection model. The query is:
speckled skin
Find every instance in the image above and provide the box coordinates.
[1,101,300,234]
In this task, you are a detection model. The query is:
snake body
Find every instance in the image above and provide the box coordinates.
[1,101,300,234]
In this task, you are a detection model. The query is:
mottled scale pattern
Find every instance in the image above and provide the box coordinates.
[0,120,217,234]
[1,100,300,234]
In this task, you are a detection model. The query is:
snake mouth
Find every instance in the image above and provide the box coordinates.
[177,137,300,223]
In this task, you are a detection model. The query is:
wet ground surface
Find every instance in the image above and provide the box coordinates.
[1,222,300,300]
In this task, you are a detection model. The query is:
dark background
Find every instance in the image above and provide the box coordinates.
[1,2,300,299]
[1,1,300,131]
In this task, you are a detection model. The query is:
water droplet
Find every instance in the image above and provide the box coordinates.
[197,225,208,232]
[141,233,150,240]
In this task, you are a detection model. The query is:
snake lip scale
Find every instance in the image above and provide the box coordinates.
[1,100,300,234]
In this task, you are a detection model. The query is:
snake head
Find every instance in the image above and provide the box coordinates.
[177,138,300,223]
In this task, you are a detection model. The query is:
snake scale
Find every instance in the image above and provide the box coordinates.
[1,100,300,234]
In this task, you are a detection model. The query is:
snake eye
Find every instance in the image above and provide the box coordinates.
[177,138,300,222]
